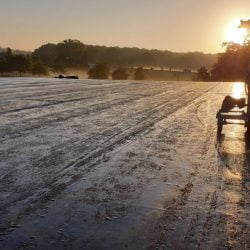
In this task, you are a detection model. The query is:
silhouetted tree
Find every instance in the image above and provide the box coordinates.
[55,39,88,68]
[103,47,121,65]
[134,67,145,80]
[5,48,12,59]
[33,40,88,69]
[0,48,13,73]
[197,66,210,81]
[211,42,250,81]
[33,43,57,65]
[0,59,9,73]
[32,60,49,76]
[88,63,110,79]
[11,55,31,76]
[51,63,65,74]
[111,67,128,80]
[139,51,155,66]
[0,48,33,76]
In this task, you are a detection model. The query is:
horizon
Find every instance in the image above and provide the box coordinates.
[1,0,250,53]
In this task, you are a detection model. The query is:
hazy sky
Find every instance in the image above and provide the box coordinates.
[1,0,250,53]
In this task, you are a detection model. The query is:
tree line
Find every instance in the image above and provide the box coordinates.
[0,48,48,76]
[197,41,250,81]
[1,39,213,79]
[32,39,216,70]
[0,47,145,80]
[1,39,249,81]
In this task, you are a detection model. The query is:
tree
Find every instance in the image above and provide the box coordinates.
[55,39,88,68]
[197,66,210,81]
[33,43,57,65]
[88,63,110,79]
[134,67,145,80]
[211,42,250,81]
[103,47,121,65]
[32,60,49,76]
[0,49,33,76]
[51,62,65,74]
[0,59,9,74]
[139,51,155,66]
[11,55,31,76]
[0,48,13,74]
[111,67,128,80]
[5,48,12,59]
[33,40,88,69]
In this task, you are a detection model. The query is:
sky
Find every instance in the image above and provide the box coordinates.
[0,0,250,53]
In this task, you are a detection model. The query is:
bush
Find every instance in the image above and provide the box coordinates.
[134,67,145,80]
[111,67,128,80]
[88,63,110,79]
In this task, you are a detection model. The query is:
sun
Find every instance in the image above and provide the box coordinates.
[225,19,247,44]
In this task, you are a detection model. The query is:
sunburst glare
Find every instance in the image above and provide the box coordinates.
[225,19,247,44]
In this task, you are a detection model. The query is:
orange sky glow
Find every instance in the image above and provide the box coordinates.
[0,0,250,53]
